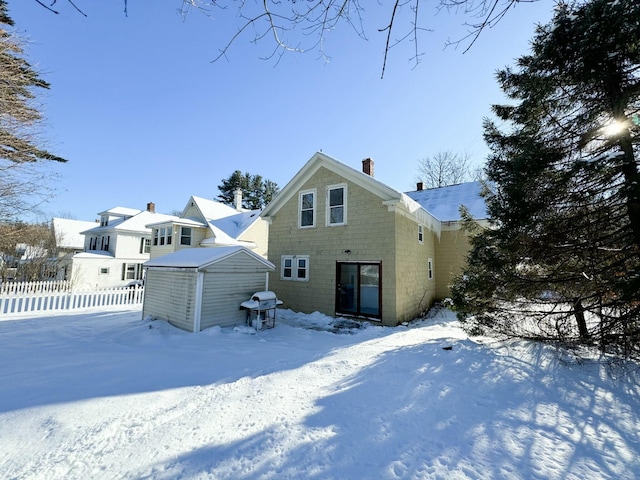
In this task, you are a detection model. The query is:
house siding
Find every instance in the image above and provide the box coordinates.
[435,228,471,299]
[142,269,197,331]
[238,220,269,258]
[393,213,437,323]
[267,166,401,325]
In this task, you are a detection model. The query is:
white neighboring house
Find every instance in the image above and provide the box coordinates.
[51,217,101,281]
[147,190,268,260]
[70,203,179,289]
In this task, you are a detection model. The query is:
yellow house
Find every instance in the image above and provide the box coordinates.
[147,194,269,260]
[260,152,487,326]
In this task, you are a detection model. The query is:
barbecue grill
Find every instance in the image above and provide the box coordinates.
[240,291,282,330]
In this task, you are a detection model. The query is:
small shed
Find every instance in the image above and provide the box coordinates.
[142,246,275,332]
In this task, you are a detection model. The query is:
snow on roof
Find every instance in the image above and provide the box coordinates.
[188,196,240,220]
[404,181,489,222]
[97,206,141,217]
[83,211,180,234]
[114,211,179,232]
[210,210,262,240]
[73,250,114,259]
[144,245,274,269]
[52,218,97,249]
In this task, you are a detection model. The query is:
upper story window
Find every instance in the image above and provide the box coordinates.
[100,215,108,227]
[159,227,166,246]
[327,184,347,226]
[281,255,309,282]
[166,227,172,245]
[153,229,159,246]
[418,224,424,244]
[299,189,316,228]
[140,237,151,254]
[180,227,192,246]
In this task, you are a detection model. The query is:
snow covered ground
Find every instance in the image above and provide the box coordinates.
[0,306,639,479]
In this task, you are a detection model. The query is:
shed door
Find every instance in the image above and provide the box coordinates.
[336,262,381,320]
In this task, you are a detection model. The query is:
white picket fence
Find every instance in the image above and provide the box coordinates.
[0,284,145,316]
[0,279,72,295]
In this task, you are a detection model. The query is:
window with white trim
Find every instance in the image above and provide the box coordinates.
[281,255,310,281]
[327,184,347,226]
[140,237,151,254]
[418,224,424,244]
[160,227,166,246]
[99,267,109,275]
[153,229,159,246]
[428,258,433,280]
[299,189,316,228]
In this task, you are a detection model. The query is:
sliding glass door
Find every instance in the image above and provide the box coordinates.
[336,262,381,319]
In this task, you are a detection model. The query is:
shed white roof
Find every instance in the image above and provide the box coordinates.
[144,245,274,270]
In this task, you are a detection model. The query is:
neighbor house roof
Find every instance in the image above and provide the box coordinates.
[52,218,97,249]
[82,211,179,235]
[97,207,141,217]
[404,181,489,222]
[144,245,274,270]
[175,196,263,247]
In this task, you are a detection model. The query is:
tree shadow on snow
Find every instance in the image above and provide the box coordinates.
[148,336,640,479]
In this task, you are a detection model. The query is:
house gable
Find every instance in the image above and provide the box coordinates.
[261,152,440,235]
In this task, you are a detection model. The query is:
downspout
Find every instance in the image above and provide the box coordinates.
[193,270,205,333]
[265,271,269,291]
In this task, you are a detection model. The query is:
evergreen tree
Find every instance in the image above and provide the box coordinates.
[452,0,640,358]
[0,1,66,220]
[216,170,279,210]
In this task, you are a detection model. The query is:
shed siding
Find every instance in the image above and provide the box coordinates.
[199,253,271,329]
[200,273,268,329]
[143,269,197,331]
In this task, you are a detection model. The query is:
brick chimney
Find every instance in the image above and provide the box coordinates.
[146,202,155,213]
[362,158,374,176]
[417,182,424,191]
[234,188,243,211]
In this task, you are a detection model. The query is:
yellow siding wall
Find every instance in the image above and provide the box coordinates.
[239,219,269,258]
[267,167,402,325]
[434,228,471,299]
[393,213,437,323]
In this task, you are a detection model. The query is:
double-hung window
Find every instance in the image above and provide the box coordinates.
[140,237,151,254]
[153,229,159,246]
[159,227,166,246]
[281,255,309,281]
[327,184,346,226]
[299,189,316,228]
[180,227,192,246]
[418,224,424,244]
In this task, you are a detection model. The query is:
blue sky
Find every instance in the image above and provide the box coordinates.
[10,0,552,221]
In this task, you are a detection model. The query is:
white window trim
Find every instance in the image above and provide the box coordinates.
[418,224,424,244]
[326,183,347,227]
[428,258,434,280]
[281,255,310,282]
[298,189,317,229]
